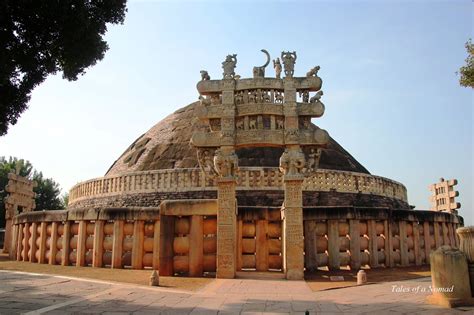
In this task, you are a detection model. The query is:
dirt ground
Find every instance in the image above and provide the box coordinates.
[1,254,431,292]
[0,254,213,292]
[305,265,431,291]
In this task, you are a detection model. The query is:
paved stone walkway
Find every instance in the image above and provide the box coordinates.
[0,270,473,314]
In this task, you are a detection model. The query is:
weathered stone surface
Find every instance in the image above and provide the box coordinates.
[160,199,217,216]
[457,226,474,297]
[7,51,466,281]
[105,102,369,176]
[3,172,36,255]
[457,226,474,262]
[427,246,474,307]
[68,189,409,210]
[429,178,461,213]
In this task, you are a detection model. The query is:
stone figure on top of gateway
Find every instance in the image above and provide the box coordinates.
[253,49,270,78]
[222,54,237,79]
[273,57,282,79]
[281,51,297,77]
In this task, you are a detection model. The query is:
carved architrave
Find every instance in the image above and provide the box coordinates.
[196,105,223,120]
[298,129,329,146]
[298,117,312,130]
[4,173,37,216]
[221,117,234,130]
[298,102,325,117]
[220,131,235,146]
[235,130,284,146]
[285,128,300,143]
[222,91,234,105]
[209,119,221,131]
[284,89,297,103]
[236,103,284,116]
[276,116,285,129]
[235,117,245,130]
[193,51,330,280]
[222,79,235,90]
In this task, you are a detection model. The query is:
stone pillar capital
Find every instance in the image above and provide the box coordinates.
[457,226,474,263]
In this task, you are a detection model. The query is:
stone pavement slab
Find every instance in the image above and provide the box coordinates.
[0,270,473,314]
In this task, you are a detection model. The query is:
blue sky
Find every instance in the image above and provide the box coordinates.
[0,0,472,224]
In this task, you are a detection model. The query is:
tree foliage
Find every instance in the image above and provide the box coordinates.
[32,171,63,211]
[0,157,64,228]
[459,39,474,88]
[0,0,127,135]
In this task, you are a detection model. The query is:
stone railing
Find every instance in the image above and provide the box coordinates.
[8,206,462,274]
[69,168,407,206]
[10,207,218,276]
[303,208,463,270]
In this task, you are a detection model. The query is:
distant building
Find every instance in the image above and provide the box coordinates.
[429,178,461,213]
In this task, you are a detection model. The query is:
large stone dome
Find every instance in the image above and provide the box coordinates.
[106,102,369,176]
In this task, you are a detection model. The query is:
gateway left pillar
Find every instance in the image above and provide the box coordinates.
[282,175,305,280]
[216,175,237,278]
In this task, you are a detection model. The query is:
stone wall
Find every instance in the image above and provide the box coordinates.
[304,208,463,270]
[69,190,408,210]
[69,191,217,209]
[69,167,408,208]
[10,206,462,276]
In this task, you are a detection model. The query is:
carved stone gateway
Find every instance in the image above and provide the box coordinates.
[3,172,36,257]
[191,50,329,279]
[429,178,461,213]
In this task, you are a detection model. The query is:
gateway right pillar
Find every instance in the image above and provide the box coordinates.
[279,51,329,280]
[282,170,305,280]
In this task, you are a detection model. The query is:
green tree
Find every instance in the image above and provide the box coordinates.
[0,157,64,228]
[32,171,63,211]
[459,39,474,88]
[61,193,69,209]
[0,0,128,136]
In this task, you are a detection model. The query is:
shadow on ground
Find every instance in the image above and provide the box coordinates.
[305,265,431,291]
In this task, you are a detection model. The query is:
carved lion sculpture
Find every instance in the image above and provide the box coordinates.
[306,66,320,77]
[310,91,323,103]
[200,70,210,81]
